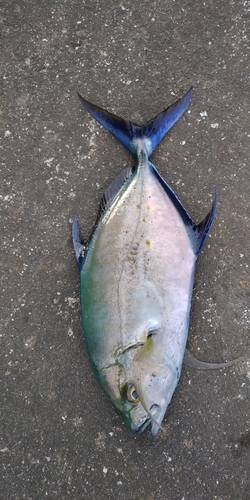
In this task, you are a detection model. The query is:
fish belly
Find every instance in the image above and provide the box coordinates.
[80,162,196,373]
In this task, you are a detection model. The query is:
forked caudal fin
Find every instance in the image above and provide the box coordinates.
[77,88,193,157]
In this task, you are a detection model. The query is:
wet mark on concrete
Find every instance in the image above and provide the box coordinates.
[231,430,250,459]
[27,249,42,265]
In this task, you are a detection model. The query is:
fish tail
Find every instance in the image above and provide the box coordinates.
[77,88,193,158]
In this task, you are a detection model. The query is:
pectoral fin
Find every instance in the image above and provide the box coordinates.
[183,348,238,370]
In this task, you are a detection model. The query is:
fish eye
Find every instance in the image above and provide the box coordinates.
[127,385,139,403]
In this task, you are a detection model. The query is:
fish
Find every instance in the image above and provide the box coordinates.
[72,89,230,436]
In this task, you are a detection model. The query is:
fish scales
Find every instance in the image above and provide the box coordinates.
[82,153,195,366]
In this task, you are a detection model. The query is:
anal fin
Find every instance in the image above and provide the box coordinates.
[151,164,217,256]
[192,187,217,254]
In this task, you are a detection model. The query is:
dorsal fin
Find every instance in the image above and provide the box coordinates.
[99,166,133,214]
[72,217,85,270]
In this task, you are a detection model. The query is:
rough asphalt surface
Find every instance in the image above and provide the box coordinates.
[1,1,250,499]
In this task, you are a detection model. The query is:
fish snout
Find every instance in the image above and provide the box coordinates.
[131,403,163,436]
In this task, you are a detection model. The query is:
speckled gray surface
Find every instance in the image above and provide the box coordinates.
[1,1,250,499]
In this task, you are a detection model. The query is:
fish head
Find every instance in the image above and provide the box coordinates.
[98,332,180,436]
[118,334,180,436]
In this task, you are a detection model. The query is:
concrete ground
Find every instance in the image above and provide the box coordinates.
[1,1,249,499]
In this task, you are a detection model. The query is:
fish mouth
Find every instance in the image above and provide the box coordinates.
[133,405,160,435]
[133,417,151,435]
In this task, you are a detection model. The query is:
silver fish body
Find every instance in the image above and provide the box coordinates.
[73,89,217,435]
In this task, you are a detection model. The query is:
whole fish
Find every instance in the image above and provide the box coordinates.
[73,89,220,436]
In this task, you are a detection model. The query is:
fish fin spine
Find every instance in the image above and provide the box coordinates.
[72,217,85,270]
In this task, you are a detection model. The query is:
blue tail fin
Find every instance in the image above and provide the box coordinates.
[77,88,193,157]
